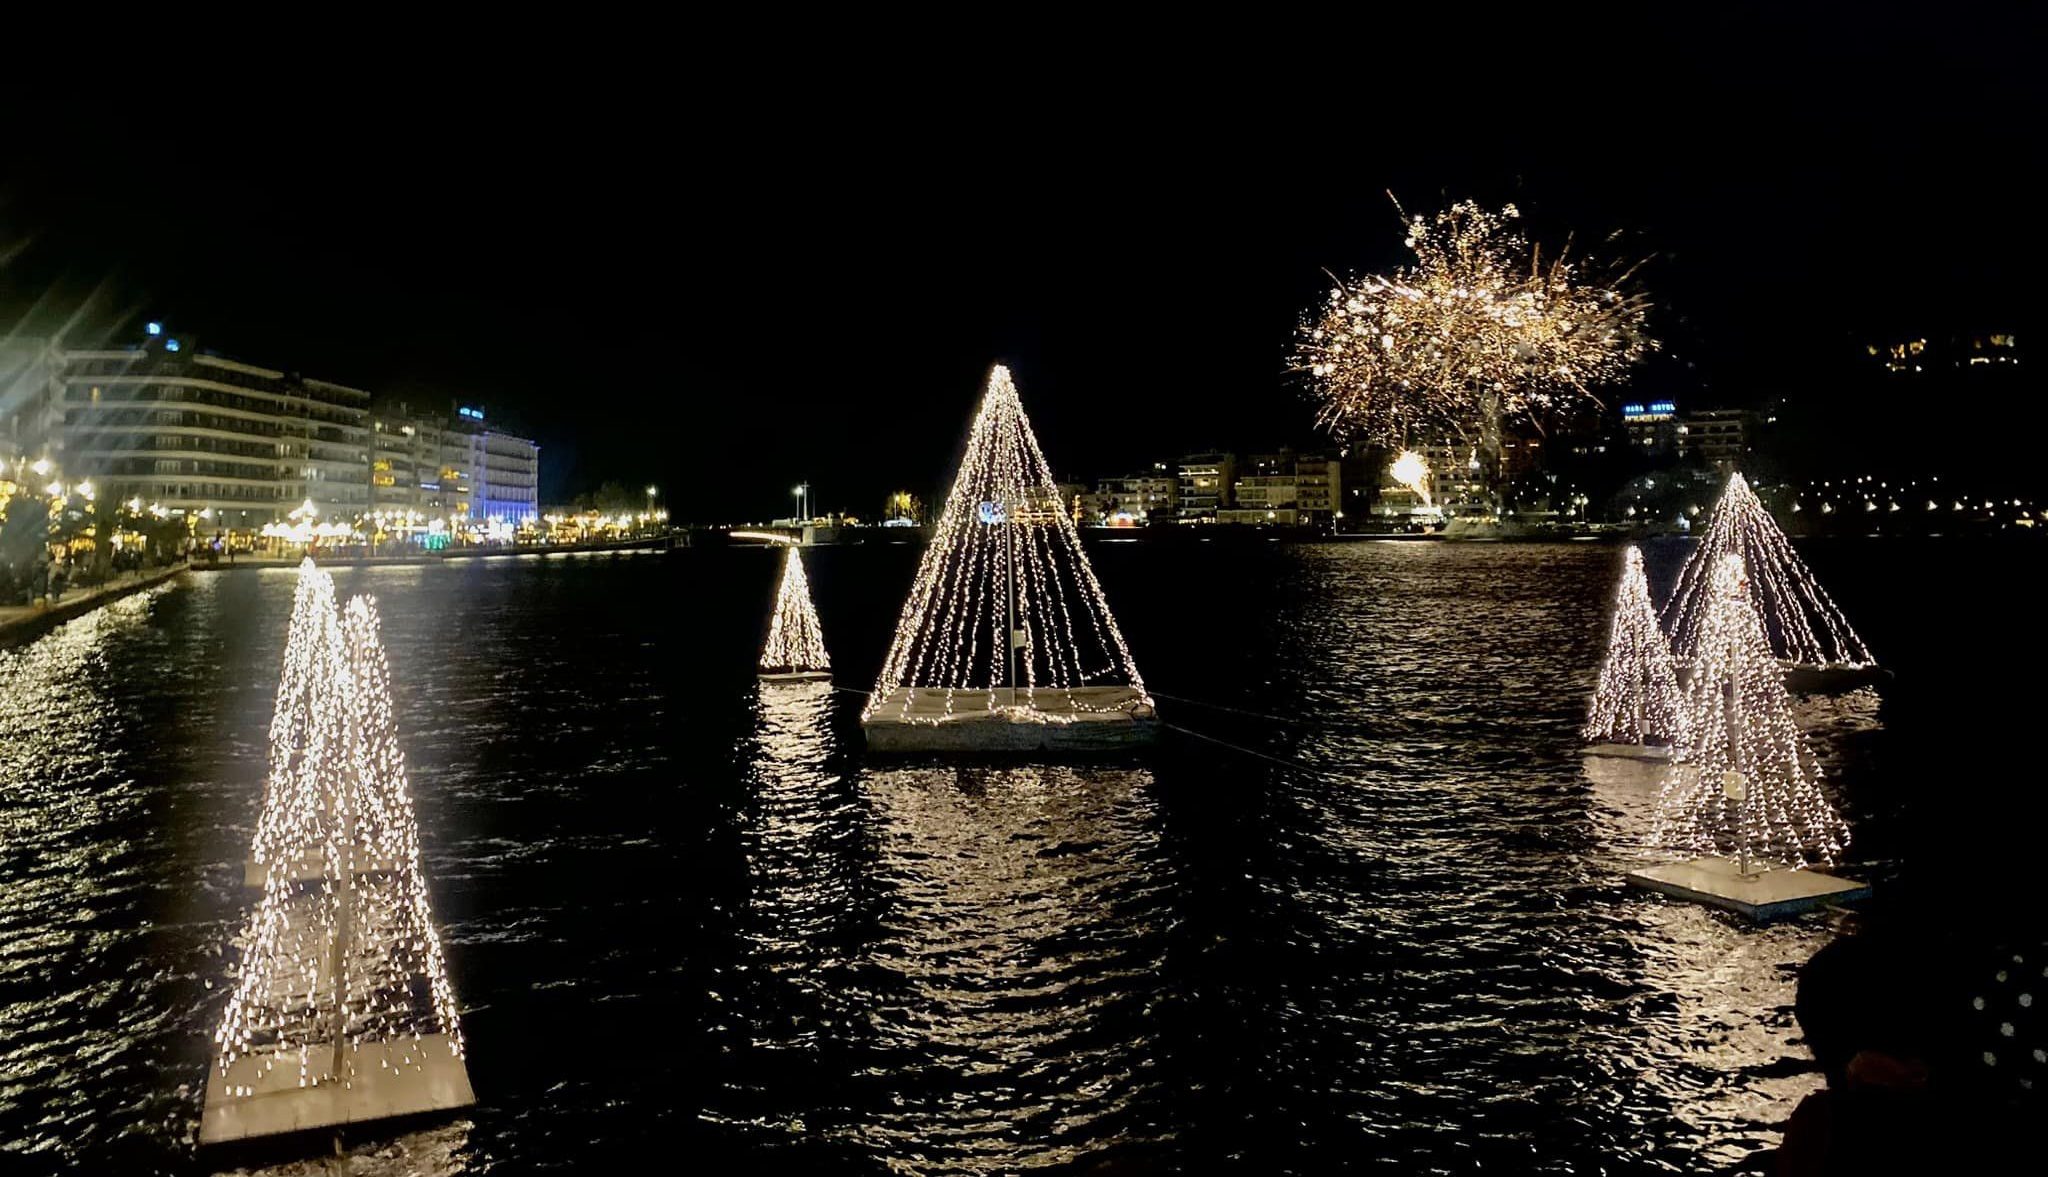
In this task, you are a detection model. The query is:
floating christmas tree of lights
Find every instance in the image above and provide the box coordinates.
[245,559,341,887]
[863,365,1154,751]
[203,594,472,1143]
[1627,554,1865,919]
[759,544,831,681]
[1664,472,1874,674]
[1583,545,1688,760]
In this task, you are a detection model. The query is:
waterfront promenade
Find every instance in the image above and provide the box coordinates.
[0,563,190,651]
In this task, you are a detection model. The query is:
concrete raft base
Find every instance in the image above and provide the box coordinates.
[243,852,400,889]
[1782,664,1891,694]
[1627,855,1870,922]
[1583,742,1676,762]
[759,669,833,682]
[1676,662,1889,695]
[200,1034,474,1144]
[863,686,1157,752]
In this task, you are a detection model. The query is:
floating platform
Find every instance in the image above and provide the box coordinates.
[199,1033,474,1144]
[759,668,832,683]
[1626,855,1870,922]
[243,850,400,889]
[1782,664,1891,694]
[1675,662,1888,695]
[1583,742,1676,762]
[863,686,1157,752]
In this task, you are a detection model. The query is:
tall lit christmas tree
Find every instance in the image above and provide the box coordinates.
[1664,472,1874,669]
[864,365,1151,748]
[247,559,341,885]
[1650,554,1851,871]
[759,544,831,680]
[1583,545,1687,754]
[204,594,471,1143]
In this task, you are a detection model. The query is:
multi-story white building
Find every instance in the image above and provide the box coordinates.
[53,342,372,529]
[471,420,540,526]
[1177,453,1235,522]
[368,401,479,519]
[1621,399,1681,456]
[3,330,538,533]
[1679,408,1756,472]
[1086,472,1176,524]
[1228,450,1342,525]
[1,340,64,461]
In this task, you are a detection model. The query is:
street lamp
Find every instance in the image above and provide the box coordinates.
[792,482,810,522]
[645,486,658,532]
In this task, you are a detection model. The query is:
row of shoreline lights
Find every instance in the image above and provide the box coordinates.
[257,500,528,543]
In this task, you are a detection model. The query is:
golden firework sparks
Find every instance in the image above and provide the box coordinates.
[1293,197,1655,447]
[1390,449,1433,506]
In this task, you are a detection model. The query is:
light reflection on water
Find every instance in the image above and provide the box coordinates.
[0,547,1918,1175]
[848,763,1166,1174]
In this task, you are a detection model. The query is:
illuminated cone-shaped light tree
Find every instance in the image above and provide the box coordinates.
[1583,545,1688,751]
[1665,472,1874,669]
[247,559,340,882]
[759,544,831,679]
[865,365,1149,740]
[204,594,470,1143]
[1650,554,1850,870]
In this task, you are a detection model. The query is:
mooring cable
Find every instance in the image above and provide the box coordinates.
[1142,689,1315,726]
[1158,720,1323,773]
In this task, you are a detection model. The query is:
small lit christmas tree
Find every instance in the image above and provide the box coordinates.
[865,365,1151,748]
[1651,554,1850,870]
[1664,472,1873,669]
[1583,545,1688,754]
[759,544,831,680]
[204,594,470,1143]
[248,558,341,885]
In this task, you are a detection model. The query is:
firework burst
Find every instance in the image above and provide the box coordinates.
[1293,197,1655,447]
[1390,449,1433,506]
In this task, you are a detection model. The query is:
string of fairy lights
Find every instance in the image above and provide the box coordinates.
[1583,546,1688,749]
[866,365,1147,723]
[760,545,831,673]
[1663,472,1875,669]
[1292,198,1653,449]
[215,566,463,1092]
[1649,553,1852,869]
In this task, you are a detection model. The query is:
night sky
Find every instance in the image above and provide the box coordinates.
[3,15,2037,516]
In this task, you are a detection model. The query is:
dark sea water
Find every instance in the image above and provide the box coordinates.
[3,538,2043,1175]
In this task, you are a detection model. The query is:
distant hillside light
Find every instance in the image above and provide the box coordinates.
[145,321,163,336]
[165,339,181,352]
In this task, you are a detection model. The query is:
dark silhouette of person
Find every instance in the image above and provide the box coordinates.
[1775,933,1939,1175]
